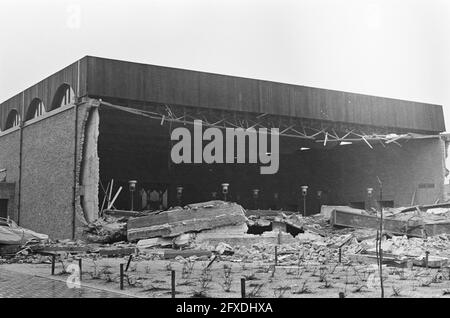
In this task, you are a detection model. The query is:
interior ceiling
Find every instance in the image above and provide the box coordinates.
[99,107,377,155]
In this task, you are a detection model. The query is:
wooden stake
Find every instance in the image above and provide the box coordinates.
[107,186,123,210]
[51,255,56,275]
[241,278,246,298]
[78,258,82,281]
[109,179,114,204]
[171,270,176,298]
[120,264,124,290]
[275,246,278,266]
[125,255,133,272]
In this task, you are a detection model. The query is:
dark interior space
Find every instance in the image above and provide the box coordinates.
[247,223,273,235]
[0,199,7,218]
[97,105,415,214]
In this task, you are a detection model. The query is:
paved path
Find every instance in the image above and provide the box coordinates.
[0,268,132,298]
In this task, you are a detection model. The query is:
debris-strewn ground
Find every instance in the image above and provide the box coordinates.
[3,201,450,297]
[2,248,450,298]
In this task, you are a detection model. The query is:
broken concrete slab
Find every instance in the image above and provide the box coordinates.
[0,219,49,245]
[103,209,148,218]
[347,253,412,268]
[195,230,296,247]
[199,223,248,235]
[413,255,448,268]
[127,201,247,241]
[143,249,212,259]
[320,205,366,219]
[32,245,92,254]
[245,209,296,218]
[331,209,450,237]
[330,209,425,237]
[136,237,173,249]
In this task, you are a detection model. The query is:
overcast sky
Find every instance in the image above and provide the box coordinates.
[1,0,449,129]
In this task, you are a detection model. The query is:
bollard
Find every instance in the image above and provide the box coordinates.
[241,278,246,298]
[78,258,82,281]
[120,264,124,290]
[51,255,56,275]
[338,248,342,263]
[171,270,176,298]
[425,251,430,269]
[275,246,278,266]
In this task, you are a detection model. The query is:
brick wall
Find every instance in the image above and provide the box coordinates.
[20,109,76,238]
[0,130,20,220]
[0,102,94,239]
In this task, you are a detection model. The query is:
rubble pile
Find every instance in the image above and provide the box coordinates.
[359,234,450,258]
[83,215,127,244]
[128,200,248,243]
[3,200,450,270]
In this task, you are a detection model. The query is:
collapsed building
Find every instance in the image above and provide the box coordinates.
[0,56,448,239]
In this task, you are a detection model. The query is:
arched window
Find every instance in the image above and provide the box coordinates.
[50,84,76,110]
[5,109,21,130]
[26,98,46,121]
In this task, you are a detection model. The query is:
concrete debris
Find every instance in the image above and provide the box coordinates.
[330,207,450,237]
[320,205,364,219]
[136,237,173,249]
[195,230,296,247]
[83,215,127,244]
[215,242,234,255]
[4,200,450,275]
[0,218,49,245]
[127,201,247,241]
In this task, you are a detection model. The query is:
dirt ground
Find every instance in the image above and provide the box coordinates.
[2,254,450,298]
